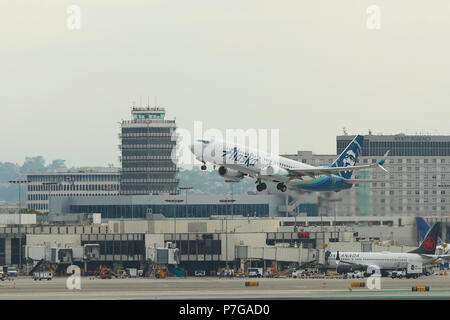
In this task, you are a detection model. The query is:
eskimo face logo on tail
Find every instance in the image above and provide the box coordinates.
[342,150,357,174]
[343,150,356,167]
[423,235,436,252]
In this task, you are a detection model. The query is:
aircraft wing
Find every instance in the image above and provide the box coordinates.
[287,151,390,178]
[343,179,384,184]
[436,254,450,261]
[337,260,368,269]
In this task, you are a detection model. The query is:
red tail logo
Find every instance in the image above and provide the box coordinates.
[423,236,436,252]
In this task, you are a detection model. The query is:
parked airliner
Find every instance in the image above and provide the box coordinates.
[190,135,389,193]
[325,223,449,276]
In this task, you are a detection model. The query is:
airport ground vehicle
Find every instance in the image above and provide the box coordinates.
[247,268,263,278]
[391,270,406,279]
[293,272,307,278]
[291,269,303,278]
[217,268,234,277]
[98,265,113,279]
[33,272,53,280]
[194,270,206,277]
[346,271,364,279]
[116,269,127,278]
[423,267,432,276]
[7,267,17,277]
[268,267,290,278]
[174,267,187,277]
[154,264,167,278]
[391,270,420,279]
[126,268,137,278]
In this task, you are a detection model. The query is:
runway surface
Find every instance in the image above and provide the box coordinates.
[1,276,450,299]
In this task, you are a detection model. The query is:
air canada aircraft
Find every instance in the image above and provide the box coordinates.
[325,223,450,276]
[416,217,449,254]
[190,135,389,193]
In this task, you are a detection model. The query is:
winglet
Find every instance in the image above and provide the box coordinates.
[377,150,390,173]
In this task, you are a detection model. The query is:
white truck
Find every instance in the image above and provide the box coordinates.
[33,272,53,281]
[391,270,420,279]
[291,269,306,279]
[126,268,137,278]
[7,267,17,278]
[247,268,263,278]
[392,263,423,279]
[346,271,364,279]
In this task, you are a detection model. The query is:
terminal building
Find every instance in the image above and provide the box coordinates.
[49,194,292,219]
[284,133,450,217]
[26,167,120,213]
[2,213,435,275]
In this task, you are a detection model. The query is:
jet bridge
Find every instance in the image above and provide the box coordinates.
[235,245,320,264]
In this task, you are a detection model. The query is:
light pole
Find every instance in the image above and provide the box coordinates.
[328,198,342,236]
[165,198,184,247]
[179,186,193,218]
[294,212,298,233]
[8,179,30,272]
[178,186,193,250]
[220,197,236,269]
[224,180,238,219]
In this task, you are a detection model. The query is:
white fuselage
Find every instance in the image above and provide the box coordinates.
[327,252,438,270]
[191,139,321,183]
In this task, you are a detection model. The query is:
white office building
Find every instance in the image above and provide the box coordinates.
[27,167,120,213]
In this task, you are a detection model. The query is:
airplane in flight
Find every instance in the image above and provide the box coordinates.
[324,223,448,277]
[189,135,389,193]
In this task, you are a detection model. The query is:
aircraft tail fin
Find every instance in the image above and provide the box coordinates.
[416,217,431,241]
[409,222,441,254]
[331,135,363,179]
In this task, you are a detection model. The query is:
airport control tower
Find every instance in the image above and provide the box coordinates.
[119,106,178,195]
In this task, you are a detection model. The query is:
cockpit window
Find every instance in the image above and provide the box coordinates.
[196,139,210,144]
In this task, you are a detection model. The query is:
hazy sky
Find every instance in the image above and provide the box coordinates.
[2,0,450,168]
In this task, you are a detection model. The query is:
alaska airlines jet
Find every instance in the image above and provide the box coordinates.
[190,135,389,193]
[325,223,449,276]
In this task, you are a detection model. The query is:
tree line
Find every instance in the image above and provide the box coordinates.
[0,157,254,203]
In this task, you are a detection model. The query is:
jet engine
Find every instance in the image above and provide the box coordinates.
[218,166,244,182]
[336,264,353,274]
[365,265,381,276]
[259,165,290,182]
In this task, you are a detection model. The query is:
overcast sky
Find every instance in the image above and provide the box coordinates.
[1,0,450,167]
